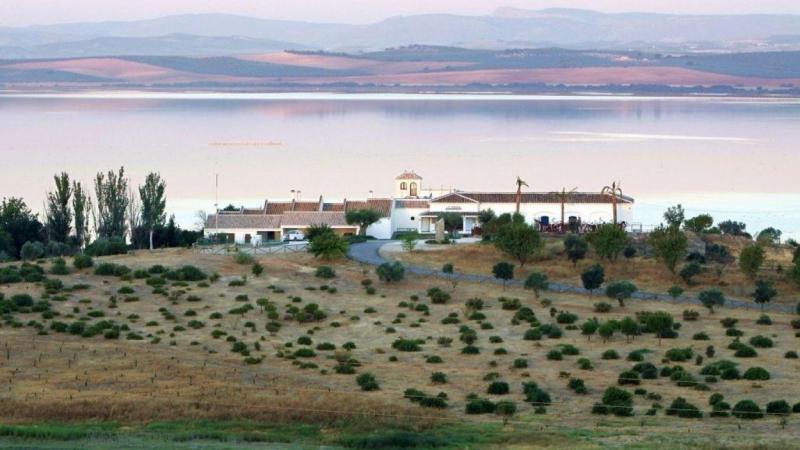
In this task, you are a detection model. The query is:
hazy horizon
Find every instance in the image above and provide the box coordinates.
[3,0,800,27]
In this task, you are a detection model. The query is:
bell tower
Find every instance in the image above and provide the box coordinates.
[395,170,423,198]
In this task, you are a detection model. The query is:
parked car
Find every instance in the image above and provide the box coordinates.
[283,230,306,242]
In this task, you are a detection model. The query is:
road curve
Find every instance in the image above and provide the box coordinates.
[348,240,794,314]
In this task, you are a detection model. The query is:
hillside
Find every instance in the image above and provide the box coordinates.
[0,249,799,448]
[3,9,800,57]
[1,47,799,94]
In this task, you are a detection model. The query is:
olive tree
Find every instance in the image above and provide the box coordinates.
[524,271,549,298]
[492,262,515,289]
[605,281,638,307]
[581,264,605,297]
[494,222,542,267]
[649,225,688,274]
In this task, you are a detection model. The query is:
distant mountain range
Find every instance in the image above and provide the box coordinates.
[2,8,800,58]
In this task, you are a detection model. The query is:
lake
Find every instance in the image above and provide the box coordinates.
[1,92,798,240]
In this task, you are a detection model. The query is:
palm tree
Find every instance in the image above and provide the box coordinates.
[515,176,529,215]
[552,187,577,229]
[601,181,623,225]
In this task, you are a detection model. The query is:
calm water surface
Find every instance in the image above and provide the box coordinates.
[1,92,798,239]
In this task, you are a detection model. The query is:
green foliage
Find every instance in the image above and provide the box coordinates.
[742,367,770,380]
[732,400,763,419]
[426,287,450,304]
[586,224,629,260]
[699,288,725,313]
[592,386,633,416]
[315,266,336,279]
[492,262,514,286]
[684,214,714,233]
[668,285,684,301]
[94,263,130,277]
[523,271,549,298]
[376,262,405,283]
[345,209,381,236]
[563,234,588,267]
[251,262,263,277]
[20,241,44,261]
[751,279,777,310]
[739,244,765,280]
[663,204,685,228]
[493,222,542,266]
[645,311,674,344]
[308,231,349,260]
[605,280,637,307]
[679,263,702,285]
[666,397,703,418]
[392,339,422,352]
[766,400,791,416]
[356,373,379,391]
[85,237,127,256]
[487,381,510,395]
[400,232,418,252]
[649,225,688,274]
[581,264,605,295]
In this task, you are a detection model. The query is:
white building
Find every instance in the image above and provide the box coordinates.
[204,171,634,243]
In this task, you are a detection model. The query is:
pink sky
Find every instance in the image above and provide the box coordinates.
[2,0,798,26]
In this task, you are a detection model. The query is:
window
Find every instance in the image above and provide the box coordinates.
[400,182,407,190]
[410,216,415,221]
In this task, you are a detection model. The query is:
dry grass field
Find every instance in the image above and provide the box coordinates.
[1,247,799,448]
[390,235,799,306]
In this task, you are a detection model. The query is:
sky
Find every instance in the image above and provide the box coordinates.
[2,0,799,27]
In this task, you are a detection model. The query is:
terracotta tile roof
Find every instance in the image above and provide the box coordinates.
[395,200,431,209]
[322,203,345,212]
[345,198,393,217]
[205,214,282,229]
[432,192,633,204]
[293,201,322,212]
[395,170,423,180]
[280,212,351,227]
[264,202,293,214]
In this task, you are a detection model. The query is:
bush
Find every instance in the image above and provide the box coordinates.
[749,335,774,348]
[602,349,620,360]
[465,397,496,414]
[392,339,422,352]
[732,400,763,419]
[20,241,45,261]
[742,367,770,381]
[594,302,612,313]
[309,232,349,260]
[85,237,127,256]
[487,381,510,395]
[165,265,207,281]
[522,382,551,407]
[356,373,380,391]
[785,351,798,359]
[618,370,640,385]
[666,397,703,419]
[234,252,254,265]
[593,387,634,417]
[665,347,694,362]
[734,344,758,358]
[94,263,130,277]
[431,372,447,384]
[546,350,563,361]
[427,287,450,304]
[315,266,336,279]
[766,400,791,416]
[376,262,405,283]
[568,378,588,394]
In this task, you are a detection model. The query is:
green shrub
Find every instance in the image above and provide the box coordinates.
[85,237,127,256]
[602,349,620,360]
[72,254,94,270]
[234,252,254,265]
[666,397,703,418]
[465,397,496,414]
[618,370,640,386]
[427,287,450,304]
[749,335,774,348]
[546,350,563,361]
[431,372,447,384]
[732,400,763,419]
[20,241,45,260]
[487,381,510,395]
[356,373,379,391]
[742,367,770,381]
[315,266,336,279]
[766,400,791,416]
[592,387,633,417]
[392,339,422,352]
[665,347,694,362]
[94,263,130,277]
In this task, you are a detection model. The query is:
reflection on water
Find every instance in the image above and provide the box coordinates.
[0,93,798,238]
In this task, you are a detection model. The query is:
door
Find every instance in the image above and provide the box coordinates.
[409,182,418,197]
